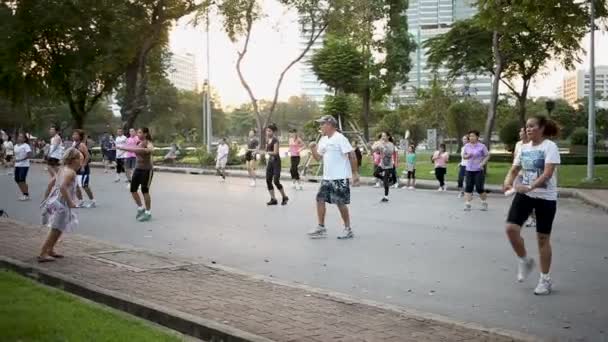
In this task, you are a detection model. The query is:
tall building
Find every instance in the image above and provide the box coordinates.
[394,0,492,103]
[299,31,331,104]
[168,52,198,91]
[561,66,608,107]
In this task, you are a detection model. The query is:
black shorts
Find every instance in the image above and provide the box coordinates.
[47,158,60,167]
[407,169,416,179]
[104,150,116,162]
[465,170,485,194]
[116,158,125,173]
[14,167,28,183]
[317,179,351,205]
[126,157,136,169]
[507,193,557,235]
[245,151,255,162]
[131,169,153,194]
[5,155,13,162]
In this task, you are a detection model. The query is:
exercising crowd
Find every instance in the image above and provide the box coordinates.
[3,113,561,295]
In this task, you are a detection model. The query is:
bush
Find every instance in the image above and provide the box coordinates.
[499,120,521,153]
[570,127,588,145]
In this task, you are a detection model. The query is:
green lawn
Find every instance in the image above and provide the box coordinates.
[0,270,183,342]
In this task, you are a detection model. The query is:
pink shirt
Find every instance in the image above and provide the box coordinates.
[433,151,449,168]
[373,152,381,166]
[126,136,140,158]
[289,138,303,157]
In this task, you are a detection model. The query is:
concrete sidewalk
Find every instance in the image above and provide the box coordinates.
[0,218,534,342]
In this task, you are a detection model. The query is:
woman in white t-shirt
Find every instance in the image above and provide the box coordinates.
[47,126,64,178]
[503,115,561,296]
[3,135,14,172]
[13,133,33,201]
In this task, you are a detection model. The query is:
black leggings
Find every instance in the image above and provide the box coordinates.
[374,167,391,196]
[457,165,466,190]
[266,158,283,191]
[290,156,300,180]
[435,167,446,187]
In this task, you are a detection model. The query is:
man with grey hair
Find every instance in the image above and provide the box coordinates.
[308,115,360,239]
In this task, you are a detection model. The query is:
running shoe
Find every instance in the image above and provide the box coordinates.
[75,201,85,208]
[437,187,443,191]
[458,192,464,198]
[374,182,380,188]
[18,195,30,201]
[307,226,327,238]
[281,197,289,206]
[525,218,537,227]
[381,197,389,203]
[114,177,120,183]
[517,257,535,282]
[84,201,96,208]
[267,199,278,206]
[393,183,400,189]
[481,201,488,211]
[464,202,472,211]
[534,276,552,295]
[138,212,152,222]
[337,228,354,240]
[297,184,303,191]
[249,180,256,187]
[136,208,145,220]
[408,186,415,190]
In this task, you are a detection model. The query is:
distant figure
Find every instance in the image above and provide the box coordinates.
[245,129,259,187]
[216,138,229,182]
[288,129,305,190]
[432,143,449,191]
[163,143,180,164]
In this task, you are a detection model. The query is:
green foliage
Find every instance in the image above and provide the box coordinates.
[569,127,601,146]
[375,111,404,138]
[311,36,364,94]
[499,120,521,153]
[323,94,351,123]
[447,100,486,142]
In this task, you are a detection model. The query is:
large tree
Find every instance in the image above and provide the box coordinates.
[425,0,597,146]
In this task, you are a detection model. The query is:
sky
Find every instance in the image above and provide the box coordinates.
[169,2,608,108]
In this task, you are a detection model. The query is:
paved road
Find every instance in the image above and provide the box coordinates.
[1,165,607,341]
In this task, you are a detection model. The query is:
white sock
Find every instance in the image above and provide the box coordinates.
[541,272,550,280]
[519,256,528,263]
[145,210,151,215]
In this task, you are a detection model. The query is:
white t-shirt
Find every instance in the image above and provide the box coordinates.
[3,141,14,155]
[513,139,561,201]
[115,135,128,159]
[317,132,353,180]
[14,143,32,167]
[217,144,229,161]
[49,135,64,159]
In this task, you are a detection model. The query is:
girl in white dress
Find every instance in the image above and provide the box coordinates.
[38,147,83,262]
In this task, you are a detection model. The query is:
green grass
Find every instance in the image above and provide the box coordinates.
[0,270,183,342]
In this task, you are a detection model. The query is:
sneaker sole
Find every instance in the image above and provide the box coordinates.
[534,289,552,295]
[308,234,327,239]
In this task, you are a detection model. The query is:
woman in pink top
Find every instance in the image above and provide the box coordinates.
[125,128,140,183]
[288,129,304,190]
[432,143,449,191]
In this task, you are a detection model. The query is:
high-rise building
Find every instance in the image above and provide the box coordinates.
[560,66,608,107]
[299,31,330,104]
[168,52,198,91]
[394,0,492,103]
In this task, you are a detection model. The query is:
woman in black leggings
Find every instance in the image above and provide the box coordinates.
[265,123,288,206]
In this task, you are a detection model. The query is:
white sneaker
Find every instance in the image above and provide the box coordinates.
[374,182,380,188]
[481,201,488,211]
[114,178,120,183]
[437,187,443,191]
[337,228,354,240]
[84,201,96,208]
[442,186,448,191]
[249,180,256,187]
[458,192,464,198]
[393,183,400,189]
[517,257,535,282]
[75,201,85,208]
[408,186,414,190]
[307,226,327,238]
[297,184,303,191]
[18,195,30,201]
[464,202,472,211]
[534,276,553,295]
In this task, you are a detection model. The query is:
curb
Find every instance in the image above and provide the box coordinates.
[0,256,273,342]
[573,190,608,212]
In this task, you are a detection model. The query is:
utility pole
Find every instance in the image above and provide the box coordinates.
[587,0,596,181]
[205,9,212,151]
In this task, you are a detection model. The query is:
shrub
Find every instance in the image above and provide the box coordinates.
[499,120,521,153]
[570,127,588,145]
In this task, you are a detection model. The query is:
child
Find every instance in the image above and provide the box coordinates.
[405,145,416,189]
[39,147,83,262]
[216,138,229,182]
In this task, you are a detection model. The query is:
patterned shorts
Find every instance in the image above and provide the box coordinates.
[317,179,351,205]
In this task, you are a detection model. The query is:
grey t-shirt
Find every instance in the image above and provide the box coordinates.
[247,137,259,150]
[376,142,395,169]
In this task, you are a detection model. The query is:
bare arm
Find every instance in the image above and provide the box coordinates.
[44,176,57,201]
[309,142,321,161]
[119,142,153,155]
[78,146,89,167]
[503,165,522,191]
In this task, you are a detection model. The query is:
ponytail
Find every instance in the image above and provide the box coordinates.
[531,115,560,138]
[141,127,152,141]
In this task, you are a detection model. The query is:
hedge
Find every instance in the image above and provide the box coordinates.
[454,153,608,165]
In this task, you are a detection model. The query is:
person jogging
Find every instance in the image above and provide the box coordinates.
[117,127,154,222]
[372,132,396,202]
[265,123,288,206]
[114,128,128,183]
[288,129,305,190]
[47,126,64,178]
[457,135,469,198]
[72,130,96,208]
[462,130,489,211]
[245,129,259,187]
[307,115,359,239]
[503,115,561,295]
[432,143,449,191]
[13,133,32,201]
[216,138,229,182]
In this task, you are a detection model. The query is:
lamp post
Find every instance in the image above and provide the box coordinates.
[587,0,596,181]
[204,9,212,151]
[545,100,555,117]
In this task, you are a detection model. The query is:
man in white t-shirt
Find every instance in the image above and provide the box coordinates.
[114,128,128,182]
[216,138,230,182]
[307,115,360,240]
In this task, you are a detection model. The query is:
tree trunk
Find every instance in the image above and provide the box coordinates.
[362,85,370,141]
[517,80,530,127]
[483,31,504,151]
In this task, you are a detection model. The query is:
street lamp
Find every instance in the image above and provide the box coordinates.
[587,0,596,181]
